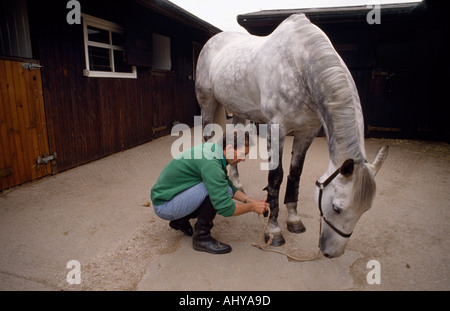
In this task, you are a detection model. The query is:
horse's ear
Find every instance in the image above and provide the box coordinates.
[368,145,389,177]
[340,159,354,177]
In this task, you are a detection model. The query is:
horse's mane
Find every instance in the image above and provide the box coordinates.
[278,14,366,164]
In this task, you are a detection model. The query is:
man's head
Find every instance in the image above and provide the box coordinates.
[222,131,251,166]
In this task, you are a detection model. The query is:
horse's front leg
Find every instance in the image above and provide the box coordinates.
[264,123,286,246]
[284,131,316,233]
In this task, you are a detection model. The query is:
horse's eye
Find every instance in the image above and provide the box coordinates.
[332,204,342,214]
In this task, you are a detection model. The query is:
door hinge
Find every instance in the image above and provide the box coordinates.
[22,62,43,70]
[36,152,57,170]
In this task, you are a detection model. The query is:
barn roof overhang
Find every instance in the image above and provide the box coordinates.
[237,1,427,35]
[134,0,222,37]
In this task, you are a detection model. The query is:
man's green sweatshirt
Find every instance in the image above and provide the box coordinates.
[150,143,239,217]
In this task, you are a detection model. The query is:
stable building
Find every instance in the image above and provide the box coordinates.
[0,0,221,190]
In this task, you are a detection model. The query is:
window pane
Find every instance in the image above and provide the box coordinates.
[113,50,133,73]
[111,32,124,47]
[152,33,171,70]
[88,46,111,71]
[87,26,110,44]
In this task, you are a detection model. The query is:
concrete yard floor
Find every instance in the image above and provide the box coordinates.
[0,132,449,291]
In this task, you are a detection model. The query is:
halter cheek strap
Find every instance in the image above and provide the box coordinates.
[315,166,353,239]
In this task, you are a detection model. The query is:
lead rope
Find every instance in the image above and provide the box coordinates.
[252,209,322,262]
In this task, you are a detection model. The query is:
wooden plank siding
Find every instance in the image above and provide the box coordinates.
[25,0,209,173]
[0,58,51,190]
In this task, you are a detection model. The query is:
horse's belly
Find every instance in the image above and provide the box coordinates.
[280,112,322,133]
[215,91,266,122]
[212,54,265,122]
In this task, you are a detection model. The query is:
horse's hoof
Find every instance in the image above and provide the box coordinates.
[287,220,306,234]
[264,233,285,246]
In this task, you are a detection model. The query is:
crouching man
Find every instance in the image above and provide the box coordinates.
[150,131,268,254]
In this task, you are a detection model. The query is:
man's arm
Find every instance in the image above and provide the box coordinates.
[232,190,269,216]
[233,189,252,203]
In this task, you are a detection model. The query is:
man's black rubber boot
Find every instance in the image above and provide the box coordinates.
[169,218,193,236]
[192,196,231,254]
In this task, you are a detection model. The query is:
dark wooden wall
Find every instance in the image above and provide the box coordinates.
[27,0,210,172]
[318,15,447,141]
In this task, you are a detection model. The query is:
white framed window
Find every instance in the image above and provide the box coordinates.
[81,13,136,78]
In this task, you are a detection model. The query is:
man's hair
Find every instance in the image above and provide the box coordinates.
[221,130,250,150]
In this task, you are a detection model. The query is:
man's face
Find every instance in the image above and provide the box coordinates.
[225,144,249,166]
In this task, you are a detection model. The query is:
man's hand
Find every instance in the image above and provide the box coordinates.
[232,196,270,216]
[251,198,270,215]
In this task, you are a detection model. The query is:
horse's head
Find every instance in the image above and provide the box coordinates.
[314,146,388,258]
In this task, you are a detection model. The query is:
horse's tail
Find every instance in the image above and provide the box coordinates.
[212,102,227,141]
[213,103,227,130]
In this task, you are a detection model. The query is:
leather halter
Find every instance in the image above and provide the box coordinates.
[315,164,353,239]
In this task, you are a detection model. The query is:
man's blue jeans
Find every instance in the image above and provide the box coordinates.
[153,182,233,221]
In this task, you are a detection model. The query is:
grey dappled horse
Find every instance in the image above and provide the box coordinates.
[195,14,388,258]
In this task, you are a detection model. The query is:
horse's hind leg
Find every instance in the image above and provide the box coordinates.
[197,89,219,142]
[284,130,316,233]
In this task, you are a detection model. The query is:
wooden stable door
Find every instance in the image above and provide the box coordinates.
[0,58,52,191]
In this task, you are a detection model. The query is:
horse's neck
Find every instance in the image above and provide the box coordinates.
[306,48,366,166]
[288,20,367,167]
[319,98,366,167]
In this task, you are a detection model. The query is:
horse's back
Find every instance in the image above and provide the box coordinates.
[196,32,250,99]
[196,13,350,128]
[196,32,251,78]
[196,31,265,117]
[196,14,318,90]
